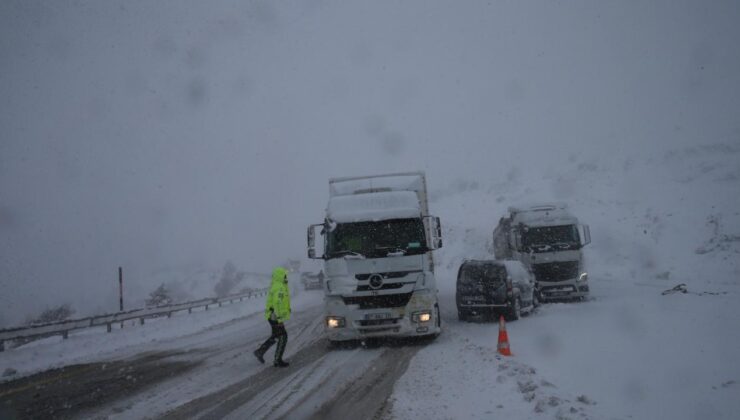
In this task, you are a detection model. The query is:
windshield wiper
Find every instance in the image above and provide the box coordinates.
[332,250,366,259]
[529,243,552,252]
[375,245,408,257]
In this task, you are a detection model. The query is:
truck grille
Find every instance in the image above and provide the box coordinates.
[355,270,421,280]
[342,292,413,309]
[356,283,406,292]
[532,261,580,282]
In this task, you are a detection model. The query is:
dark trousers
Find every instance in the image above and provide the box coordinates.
[256,319,288,362]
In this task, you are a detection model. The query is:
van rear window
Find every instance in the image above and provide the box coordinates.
[460,265,506,285]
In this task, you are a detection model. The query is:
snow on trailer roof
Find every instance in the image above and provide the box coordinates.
[509,203,579,227]
[329,172,425,197]
[327,191,421,223]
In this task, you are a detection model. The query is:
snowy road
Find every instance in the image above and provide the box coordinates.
[0,291,423,419]
[2,276,739,420]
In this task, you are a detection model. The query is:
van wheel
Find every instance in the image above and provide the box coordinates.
[458,309,468,322]
[435,304,441,328]
[508,298,521,321]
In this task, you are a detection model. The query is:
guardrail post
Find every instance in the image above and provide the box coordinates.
[205,304,209,311]
[218,302,222,308]
[107,323,112,333]
[140,318,145,325]
[167,312,172,318]
[188,308,192,314]
[62,331,68,340]
[0,340,4,352]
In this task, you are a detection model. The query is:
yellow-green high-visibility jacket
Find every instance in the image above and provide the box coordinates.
[265,267,291,322]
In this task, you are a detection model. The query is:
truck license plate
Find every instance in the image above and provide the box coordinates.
[365,313,392,320]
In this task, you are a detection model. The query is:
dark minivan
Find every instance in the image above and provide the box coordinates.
[456,259,537,321]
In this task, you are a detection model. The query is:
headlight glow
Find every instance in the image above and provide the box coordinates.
[579,272,588,282]
[326,316,345,328]
[412,310,432,323]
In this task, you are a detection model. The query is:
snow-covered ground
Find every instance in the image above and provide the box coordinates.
[2,144,739,420]
[0,276,313,381]
[389,144,740,419]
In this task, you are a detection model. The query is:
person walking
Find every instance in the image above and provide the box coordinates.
[254,267,291,367]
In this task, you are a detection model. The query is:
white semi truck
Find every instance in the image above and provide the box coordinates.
[493,204,591,301]
[307,172,443,344]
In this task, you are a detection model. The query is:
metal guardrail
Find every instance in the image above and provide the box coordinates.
[0,288,269,352]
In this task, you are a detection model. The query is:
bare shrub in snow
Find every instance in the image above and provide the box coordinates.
[27,303,75,325]
[146,283,173,307]
[214,261,246,297]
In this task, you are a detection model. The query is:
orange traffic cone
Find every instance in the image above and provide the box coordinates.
[497,315,512,356]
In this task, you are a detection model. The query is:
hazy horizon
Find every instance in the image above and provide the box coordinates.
[2,0,739,326]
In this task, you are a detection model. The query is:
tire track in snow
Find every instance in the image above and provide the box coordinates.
[160,338,330,419]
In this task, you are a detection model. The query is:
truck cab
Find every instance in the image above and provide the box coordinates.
[493,204,591,301]
[308,172,443,344]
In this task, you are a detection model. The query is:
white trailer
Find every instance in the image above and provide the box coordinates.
[307,172,443,343]
[493,204,591,301]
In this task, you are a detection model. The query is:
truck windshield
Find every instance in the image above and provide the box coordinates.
[325,218,427,259]
[521,224,580,252]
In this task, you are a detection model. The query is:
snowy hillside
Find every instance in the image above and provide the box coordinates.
[389,143,740,419]
[432,142,740,290]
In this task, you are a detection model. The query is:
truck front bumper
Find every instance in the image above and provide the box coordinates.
[539,280,589,300]
[324,291,441,341]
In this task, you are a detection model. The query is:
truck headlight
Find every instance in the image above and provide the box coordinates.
[326,316,345,328]
[578,272,588,282]
[412,311,432,323]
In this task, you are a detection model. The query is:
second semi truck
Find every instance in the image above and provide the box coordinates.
[493,204,591,301]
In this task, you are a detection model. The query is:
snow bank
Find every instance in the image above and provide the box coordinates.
[391,143,740,419]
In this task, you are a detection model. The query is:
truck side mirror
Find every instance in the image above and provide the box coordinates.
[578,224,591,247]
[511,231,522,251]
[435,216,443,249]
[423,216,443,250]
[307,224,324,259]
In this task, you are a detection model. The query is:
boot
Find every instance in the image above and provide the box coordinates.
[253,349,265,364]
[273,359,290,368]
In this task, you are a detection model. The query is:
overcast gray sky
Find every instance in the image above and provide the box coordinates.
[1,0,739,325]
